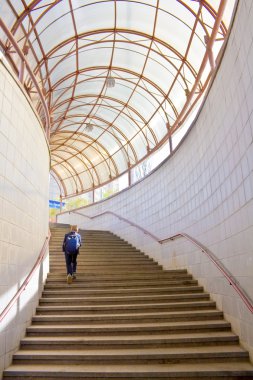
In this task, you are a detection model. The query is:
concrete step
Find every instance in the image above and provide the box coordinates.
[44,279,199,288]
[49,264,163,270]
[52,243,135,247]
[50,250,144,255]
[12,346,249,365]
[49,256,156,262]
[26,320,233,336]
[49,269,167,275]
[50,242,135,247]
[46,272,192,279]
[4,362,253,379]
[36,301,216,314]
[42,285,204,297]
[20,331,239,349]
[31,310,224,325]
[50,250,144,256]
[49,257,155,262]
[39,292,209,303]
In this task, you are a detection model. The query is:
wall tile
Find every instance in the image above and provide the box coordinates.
[0,61,49,375]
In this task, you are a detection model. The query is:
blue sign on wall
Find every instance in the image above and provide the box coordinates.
[49,200,65,209]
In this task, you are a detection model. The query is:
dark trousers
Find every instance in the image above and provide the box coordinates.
[64,251,78,275]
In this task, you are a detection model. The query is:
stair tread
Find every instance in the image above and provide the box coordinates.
[42,286,203,294]
[21,331,238,342]
[38,302,212,308]
[32,310,222,321]
[5,361,253,374]
[13,345,247,356]
[44,284,199,290]
[40,293,208,299]
[27,320,230,329]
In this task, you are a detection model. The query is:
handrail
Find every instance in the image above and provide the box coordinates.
[71,210,160,241]
[0,18,50,138]
[161,233,253,314]
[66,209,253,313]
[0,233,50,323]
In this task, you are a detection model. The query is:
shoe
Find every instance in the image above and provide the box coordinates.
[72,272,76,280]
[67,274,72,284]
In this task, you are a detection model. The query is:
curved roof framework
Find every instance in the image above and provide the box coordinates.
[0,0,236,197]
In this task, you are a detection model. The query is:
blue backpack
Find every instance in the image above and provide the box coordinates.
[65,233,80,254]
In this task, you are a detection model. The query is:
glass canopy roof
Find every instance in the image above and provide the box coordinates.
[0,0,236,197]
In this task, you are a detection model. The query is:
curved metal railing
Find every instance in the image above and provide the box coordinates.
[160,232,253,313]
[65,209,253,313]
[0,234,50,323]
[70,210,160,241]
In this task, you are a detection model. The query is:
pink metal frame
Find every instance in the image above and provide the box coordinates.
[0,18,50,138]
[0,1,232,197]
[0,234,50,323]
[60,209,253,314]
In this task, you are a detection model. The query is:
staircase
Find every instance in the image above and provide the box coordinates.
[3,225,253,379]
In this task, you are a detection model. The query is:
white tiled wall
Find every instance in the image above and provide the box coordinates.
[0,59,50,374]
[58,1,253,358]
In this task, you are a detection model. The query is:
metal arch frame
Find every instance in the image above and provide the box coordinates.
[29,27,200,137]
[51,137,119,182]
[1,0,231,197]
[96,0,160,162]
[8,1,227,116]
[52,93,151,132]
[52,149,96,192]
[11,0,227,41]
[47,48,182,118]
[52,94,156,146]
[51,130,120,179]
[49,65,178,124]
[0,18,51,136]
[13,0,225,77]
[50,72,178,135]
[7,1,55,108]
[16,11,218,157]
[49,67,168,160]
[34,29,199,108]
[52,117,138,174]
[52,145,100,188]
[52,101,152,166]
[51,162,78,196]
[36,30,198,89]
[52,150,98,187]
[52,112,138,166]
[54,1,118,153]
[131,0,226,136]
[170,0,229,134]
[50,169,66,197]
[49,62,179,115]
[51,152,84,192]
[50,66,179,133]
